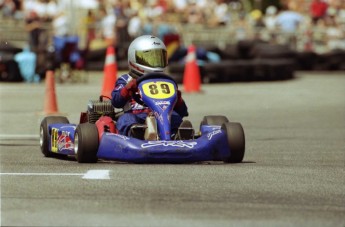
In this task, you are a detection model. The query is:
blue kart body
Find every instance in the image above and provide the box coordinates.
[40,73,244,163]
[97,125,230,163]
[47,124,230,163]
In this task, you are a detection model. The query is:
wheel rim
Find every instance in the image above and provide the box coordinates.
[39,127,44,148]
[74,133,79,155]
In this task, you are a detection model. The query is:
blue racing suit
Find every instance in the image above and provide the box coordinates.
[111,73,188,136]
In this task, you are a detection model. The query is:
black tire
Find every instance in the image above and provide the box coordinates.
[222,122,245,163]
[74,123,99,163]
[40,116,69,157]
[200,115,229,128]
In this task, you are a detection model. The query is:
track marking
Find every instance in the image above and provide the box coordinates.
[0,169,110,180]
[0,134,39,140]
[0,173,82,176]
[82,170,110,180]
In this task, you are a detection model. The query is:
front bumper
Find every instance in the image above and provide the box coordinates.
[97,129,230,163]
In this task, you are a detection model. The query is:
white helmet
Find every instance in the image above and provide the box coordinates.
[128,35,168,76]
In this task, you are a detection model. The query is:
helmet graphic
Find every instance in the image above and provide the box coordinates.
[128,35,168,76]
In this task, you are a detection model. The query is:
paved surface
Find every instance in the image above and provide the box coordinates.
[0,71,344,226]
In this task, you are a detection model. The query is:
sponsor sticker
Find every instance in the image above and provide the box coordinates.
[51,126,76,152]
[141,141,197,149]
[207,130,222,140]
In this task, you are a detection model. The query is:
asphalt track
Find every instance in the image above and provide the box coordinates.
[0,71,344,227]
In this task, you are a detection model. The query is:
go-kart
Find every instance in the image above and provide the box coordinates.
[40,73,245,163]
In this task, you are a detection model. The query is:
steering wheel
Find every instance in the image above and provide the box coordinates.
[133,73,177,106]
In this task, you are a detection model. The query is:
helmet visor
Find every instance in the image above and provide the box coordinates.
[135,49,167,68]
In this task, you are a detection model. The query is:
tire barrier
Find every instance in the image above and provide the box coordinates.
[169,58,296,83]
[1,40,343,83]
[168,40,299,83]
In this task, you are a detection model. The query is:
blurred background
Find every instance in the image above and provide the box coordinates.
[0,0,344,83]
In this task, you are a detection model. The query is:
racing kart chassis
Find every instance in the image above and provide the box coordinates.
[40,73,245,164]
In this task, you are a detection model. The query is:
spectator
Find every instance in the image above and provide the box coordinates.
[172,0,187,13]
[127,10,142,39]
[1,0,16,19]
[84,9,97,50]
[144,0,165,18]
[45,0,59,22]
[337,3,345,25]
[263,5,278,42]
[51,11,68,66]
[275,4,304,33]
[52,11,68,37]
[249,9,265,28]
[99,7,116,46]
[233,11,251,41]
[184,0,204,24]
[325,16,345,51]
[24,10,42,52]
[213,0,230,26]
[113,0,131,46]
[22,0,36,17]
[31,0,47,21]
[275,3,304,48]
[312,18,328,53]
[310,0,328,24]
[264,5,278,31]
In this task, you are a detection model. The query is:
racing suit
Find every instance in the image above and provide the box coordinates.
[111,73,188,136]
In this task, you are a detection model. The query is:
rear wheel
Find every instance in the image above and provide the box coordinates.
[74,123,99,163]
[222,122,245,163]
[40,116,69,157]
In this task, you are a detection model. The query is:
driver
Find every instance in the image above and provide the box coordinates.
[111,35,189,138]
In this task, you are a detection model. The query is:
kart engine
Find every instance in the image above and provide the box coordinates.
[87,100,116,123]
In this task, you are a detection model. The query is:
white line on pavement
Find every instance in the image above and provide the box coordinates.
[0,134,39,140]
[0,169,110,180]
[82,170,110,180]
[0,173,82,176]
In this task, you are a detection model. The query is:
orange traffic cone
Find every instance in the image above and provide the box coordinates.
[43,70,59,114]
[183,44,201,93]
[101,45,117,99]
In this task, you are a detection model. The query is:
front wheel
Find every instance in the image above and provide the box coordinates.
[200,115,229,129]
[40,116,69,157]
[222,122,245,163]
[74,123,99,163]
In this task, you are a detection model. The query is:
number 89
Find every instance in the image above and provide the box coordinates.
[149,83,170,95]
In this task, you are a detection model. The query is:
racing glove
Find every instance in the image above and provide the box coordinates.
[120,79,137,100]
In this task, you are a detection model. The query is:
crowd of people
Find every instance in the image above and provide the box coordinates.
[1,0,345,56]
